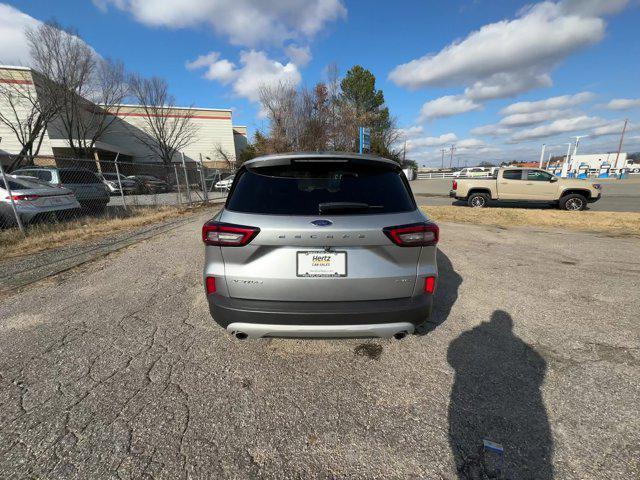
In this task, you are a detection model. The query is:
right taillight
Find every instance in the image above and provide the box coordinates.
[383,222,439,247]
[424,276,436,294]
[202,221,260,246]
[452,180,457,190]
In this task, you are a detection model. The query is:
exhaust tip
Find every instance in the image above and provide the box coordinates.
[234,332,248,340]
[393,331,408,340]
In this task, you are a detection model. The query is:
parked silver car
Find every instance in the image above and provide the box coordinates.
[202,153,439,340]
[1,175,80,227]
[11,167,110,209]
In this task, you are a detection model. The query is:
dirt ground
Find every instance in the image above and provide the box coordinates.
[0,212,639,479]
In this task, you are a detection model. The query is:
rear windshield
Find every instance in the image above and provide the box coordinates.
[226,162,416,215]
[59,170,101,184]
[1,177,51,190]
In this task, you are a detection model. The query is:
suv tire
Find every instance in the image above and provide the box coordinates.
[468,192,489,208]
[560,193,587,211]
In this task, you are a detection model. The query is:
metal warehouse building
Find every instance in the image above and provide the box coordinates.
[0,65,247,169]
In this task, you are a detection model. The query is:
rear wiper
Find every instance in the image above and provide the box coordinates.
[318,202,383,214]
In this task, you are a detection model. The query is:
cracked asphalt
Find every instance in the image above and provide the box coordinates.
[0,211,639,479]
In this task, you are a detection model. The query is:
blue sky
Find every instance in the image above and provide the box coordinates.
[1,0,639,165]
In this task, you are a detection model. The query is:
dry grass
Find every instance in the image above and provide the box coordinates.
[0,205,211,259]
[421,206,640,236]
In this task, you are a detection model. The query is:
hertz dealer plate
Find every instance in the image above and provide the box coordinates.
[296,251,347,277]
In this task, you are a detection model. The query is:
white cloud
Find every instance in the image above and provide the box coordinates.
[590,120,636,137]
[397,125,424,138]
[500,92,593,115]
[285,44,312,67]
[464,71,552,101]
[389,2,606,92]
[470,124,513,137]
[186,50,301,103]
[511,115,607,141]
[560,0,629,16]
[603,98,640,110]
[456,138,486,149]
[419,95,480,121]
[0,3,40,65]
[407,133,458,150]
[95,0,347,47]
[499,109,570,127]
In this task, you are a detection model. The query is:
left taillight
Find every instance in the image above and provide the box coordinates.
[6,194,40,201]
[202,220,260,247]
[383,222,439,247]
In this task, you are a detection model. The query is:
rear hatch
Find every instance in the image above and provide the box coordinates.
[218,157,425,302]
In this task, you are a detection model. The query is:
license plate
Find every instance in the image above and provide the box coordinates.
[297,251,347,277]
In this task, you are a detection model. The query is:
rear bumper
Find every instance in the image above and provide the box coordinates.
[208,294,433,336]
[226,321,416,339]
[449,190,458,198]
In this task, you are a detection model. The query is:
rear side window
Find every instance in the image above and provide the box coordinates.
[502,170,523,180]
[227,162,416,215]
[60,170,101,184]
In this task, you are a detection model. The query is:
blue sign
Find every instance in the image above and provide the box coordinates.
[311,219,333,227]
[359,127,371,153]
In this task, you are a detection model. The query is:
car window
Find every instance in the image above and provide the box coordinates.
[502,170,523,180]
[59,170,101,184]
[527,170,553,181]
[227,162,415,215]
[15,169,53,182]
[1,177,50,190]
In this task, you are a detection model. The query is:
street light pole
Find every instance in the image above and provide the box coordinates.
[538,143,546,169]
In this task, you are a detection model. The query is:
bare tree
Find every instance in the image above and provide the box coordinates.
[0,71,58,169]
[127,75,198,165]
[26,22,128,158]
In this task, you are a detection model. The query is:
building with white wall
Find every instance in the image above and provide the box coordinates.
[0,65,244,170]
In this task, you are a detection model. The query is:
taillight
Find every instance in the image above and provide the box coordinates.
[205,276,217,294]
[202,221,260,246]
[424,276,436,294]
[452,180,457,190]
[6,194,40,201]
[383,222,439,247]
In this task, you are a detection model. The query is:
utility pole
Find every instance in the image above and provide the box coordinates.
[449,144,456,168]
[538,143,546,168]
[440,148,446,170]
[614,119,628,171]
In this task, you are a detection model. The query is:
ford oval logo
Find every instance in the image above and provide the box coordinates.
[311,219,333,227]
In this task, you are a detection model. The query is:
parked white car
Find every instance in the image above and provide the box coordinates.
[452,167,491,178]
[214,175,235,190]
[1,175,80,227]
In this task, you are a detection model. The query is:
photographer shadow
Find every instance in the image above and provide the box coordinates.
[447,310,553,479]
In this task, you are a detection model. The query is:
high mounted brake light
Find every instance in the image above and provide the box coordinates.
[202,221,260,246]
[383,222,439,247]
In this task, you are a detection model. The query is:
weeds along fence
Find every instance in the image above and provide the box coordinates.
[0,155,234,234]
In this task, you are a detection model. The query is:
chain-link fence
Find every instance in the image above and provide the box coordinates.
[0,155,234,234]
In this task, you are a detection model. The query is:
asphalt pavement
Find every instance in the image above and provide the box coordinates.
[1,212,638,478]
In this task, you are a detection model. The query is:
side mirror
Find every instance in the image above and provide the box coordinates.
[550,177,558,182]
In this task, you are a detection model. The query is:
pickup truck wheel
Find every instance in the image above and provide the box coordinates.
[560,193,587,211]
[468,192,489,208]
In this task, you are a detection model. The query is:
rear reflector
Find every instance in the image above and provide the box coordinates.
[202,221,260,246]
[383,222,439,247]
[424,276,436,294]
[205,277,216,294]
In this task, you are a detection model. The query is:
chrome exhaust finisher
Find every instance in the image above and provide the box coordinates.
[226,322,415,340]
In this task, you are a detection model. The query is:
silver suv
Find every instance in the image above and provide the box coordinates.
[202,153,439,339]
